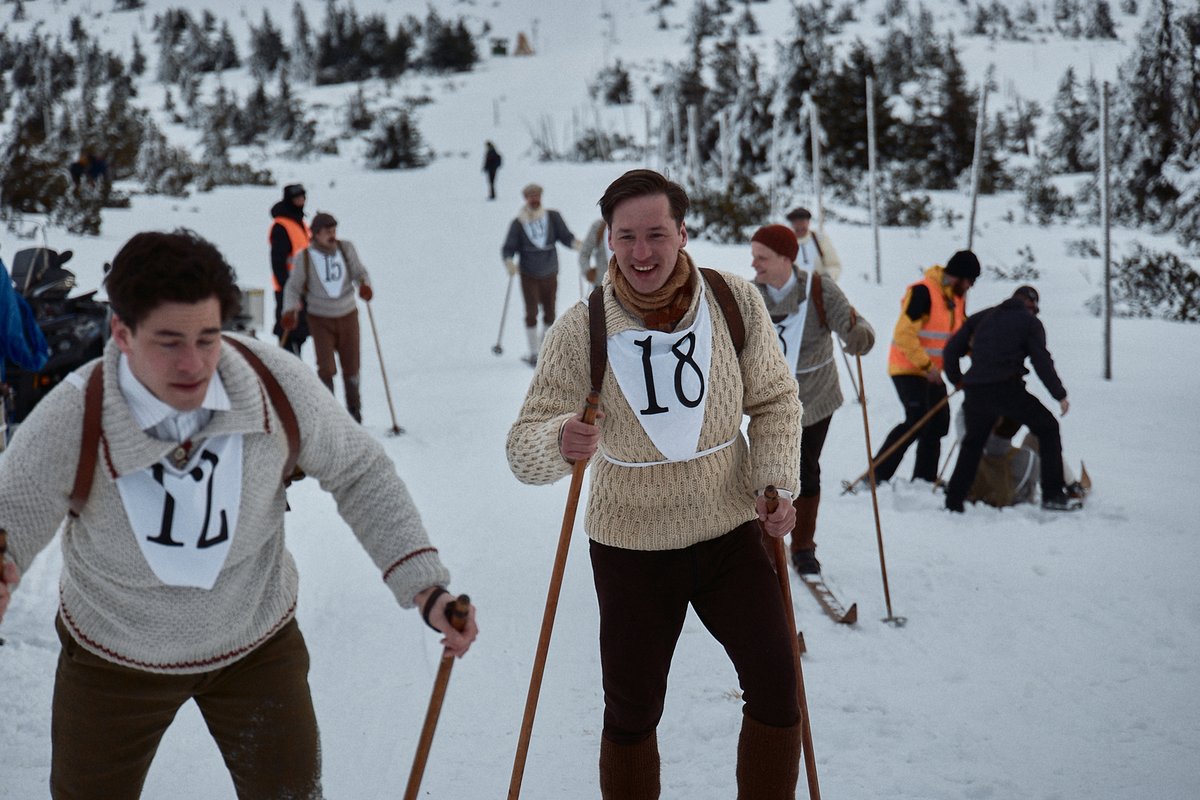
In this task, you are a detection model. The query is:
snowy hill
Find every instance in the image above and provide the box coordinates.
[2,1,1199,798]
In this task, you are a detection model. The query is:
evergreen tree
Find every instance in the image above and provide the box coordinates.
[249,10,286,79]
[1084,0,1119,39]
[130,34,146,77]
[1046,66,1089,171]
[366,108,430,169]
[1111,0,1182,221]
[291,2,316,83]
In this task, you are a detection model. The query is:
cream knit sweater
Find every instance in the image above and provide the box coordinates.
[0,334,448,674]
[506,257,802,551]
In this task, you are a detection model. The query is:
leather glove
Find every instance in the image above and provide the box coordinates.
[841,316,875,355]
[280,309,298,332]
[585,267,597,285]
[504,258,518,276]
[359,283,373,302]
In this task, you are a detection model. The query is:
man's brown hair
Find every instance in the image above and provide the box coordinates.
[105,229,242,330]
[599,169,689,227]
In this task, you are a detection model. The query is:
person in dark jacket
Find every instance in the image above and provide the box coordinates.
[501,183,579,366]
[269,184,311,355]
[942,285,1080,512]
[483,141,502,200]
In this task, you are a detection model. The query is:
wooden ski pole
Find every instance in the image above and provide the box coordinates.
[841,387,959,494]
[508,391,600,800]
[403,594,473,800]
[853,356,905,626]
[493,274,515,356]
[763,487,821,800]
[363,299,404,436]
[933,437,961,493]
[0,528,8,645]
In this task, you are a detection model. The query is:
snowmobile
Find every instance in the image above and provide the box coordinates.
[4,245,109,422]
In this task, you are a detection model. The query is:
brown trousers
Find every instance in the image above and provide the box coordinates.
[308,310,361,413]
[51,617,322,800]
[520,272,557,328]
[589,521,800,746]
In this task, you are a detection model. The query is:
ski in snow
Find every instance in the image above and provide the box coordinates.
[799,574,858,625]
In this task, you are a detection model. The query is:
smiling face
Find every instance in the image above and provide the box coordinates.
[608,193,687,296]
[751,241,793,289]
[111,298,223,411]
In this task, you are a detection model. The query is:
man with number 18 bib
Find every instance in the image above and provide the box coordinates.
[507,170,804,798]
[0,230,477,799]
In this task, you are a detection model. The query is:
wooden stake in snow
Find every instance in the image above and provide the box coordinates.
[966,72,991,250]
[807,96,824,231]
[1101,81,1113,381]
[867,76,882,285]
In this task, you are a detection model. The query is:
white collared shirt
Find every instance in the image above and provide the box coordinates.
[766,271,798,304]
[117,354,231,443]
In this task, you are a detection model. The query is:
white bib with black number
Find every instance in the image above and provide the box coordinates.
[117,435,244,590]
[608,289,714,463]
[773,271,813,374]
[309,247,347,299]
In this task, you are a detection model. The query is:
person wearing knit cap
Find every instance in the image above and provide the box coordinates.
[269,184,312,356]
[941,284,1081,512]
[280,212,373,423]
[750,224,876,575]
[500,183,581,366]
[508,170,804,798]
[865,250,979,487]
[785,206,843,282]
[0,230,476,799]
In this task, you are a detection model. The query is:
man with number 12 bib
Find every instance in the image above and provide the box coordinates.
[0,230,477,798]
[507,170,804,798]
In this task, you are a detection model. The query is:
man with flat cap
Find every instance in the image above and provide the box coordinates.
[785,207,842,282]
[501,183,579,366]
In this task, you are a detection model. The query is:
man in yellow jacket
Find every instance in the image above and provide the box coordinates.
[869,250,979,484]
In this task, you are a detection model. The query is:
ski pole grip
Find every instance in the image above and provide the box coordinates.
[763,485,780,514]
[581,390,600,426]
[445,594,471,633]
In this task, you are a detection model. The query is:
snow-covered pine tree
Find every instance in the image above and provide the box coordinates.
[248,10,286,80]
[290,2,317,83]
[1083,0,1119,39]
[366,108,430,169]
[1110,0,1183,223]
[1046,66,1090,171]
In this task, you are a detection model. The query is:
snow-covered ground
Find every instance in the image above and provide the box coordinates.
[3,1,1199,797]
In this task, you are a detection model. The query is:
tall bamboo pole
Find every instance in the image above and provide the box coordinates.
[1101,81,1112,381]
[966,76,990,250]
[867,76,882,285]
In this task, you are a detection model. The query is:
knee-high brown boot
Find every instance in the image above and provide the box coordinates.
[599,733,660,800]
[789,494,821,573]
[735,713,802,800]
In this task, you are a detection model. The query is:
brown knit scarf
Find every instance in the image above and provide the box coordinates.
[611,251,695,332]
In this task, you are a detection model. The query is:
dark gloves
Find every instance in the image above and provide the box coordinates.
[281,310,298,332]
[359,284,373,302]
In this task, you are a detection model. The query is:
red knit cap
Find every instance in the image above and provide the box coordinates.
[750,224,799,262]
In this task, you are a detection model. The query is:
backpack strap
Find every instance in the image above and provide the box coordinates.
[588,269,746,392]
[68,336,302,518]
[588,285,607,394]
[221,336,301,483]
[810,231,825,261]
[699,268,744,355]
[68,364,106,518]
[810,272,828,330]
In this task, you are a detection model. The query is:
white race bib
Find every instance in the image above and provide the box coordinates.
[117,435,244,589]
[309,247,347,299]
[609,289,713,463]
[772,271,813,374]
